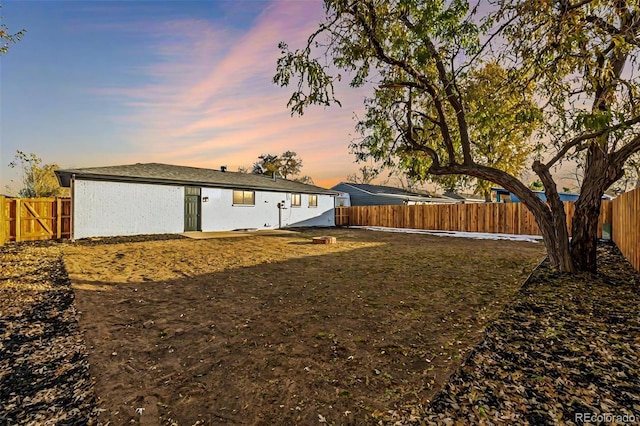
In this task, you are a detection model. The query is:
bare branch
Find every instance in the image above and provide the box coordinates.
[545,115,640,168]
[613,134,640,164]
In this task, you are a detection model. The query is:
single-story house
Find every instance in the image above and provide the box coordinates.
[55,163,338,239]
[331,182,458,206]
[491,187,613,203]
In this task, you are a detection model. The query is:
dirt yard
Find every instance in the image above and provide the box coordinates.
[62,228,544,425]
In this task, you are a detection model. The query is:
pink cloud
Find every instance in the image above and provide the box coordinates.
[98,0,372,188]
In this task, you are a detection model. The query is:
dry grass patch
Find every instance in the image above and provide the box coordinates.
[63,228,545,425]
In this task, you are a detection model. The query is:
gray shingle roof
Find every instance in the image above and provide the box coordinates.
[332,182,460,204]
[55,163,337,195]
[334,182,435,198]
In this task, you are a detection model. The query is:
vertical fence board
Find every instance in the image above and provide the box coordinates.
[15,199,21,242]
[0,196,5,246]
[57,198,62,239]
[471,203,479,233]
[443,205,450,231]
[612,189,639,272]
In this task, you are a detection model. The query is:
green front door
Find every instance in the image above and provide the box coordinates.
[184,187,201,231]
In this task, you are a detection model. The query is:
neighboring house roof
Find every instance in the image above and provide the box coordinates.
[341,183,429,196]
[490,187,612,202]
[332,182,457,203]
[443,191,465,200]
[443,191,484,202]
[55,163,338,195]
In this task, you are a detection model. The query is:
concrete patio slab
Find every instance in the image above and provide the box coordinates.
[180,229,299,239]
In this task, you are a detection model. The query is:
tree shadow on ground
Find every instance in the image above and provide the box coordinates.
[66,230,544,425]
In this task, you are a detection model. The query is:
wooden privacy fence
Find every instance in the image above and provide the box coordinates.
[612,188,640,272]
[0,197,71,246]
[335,201,613,238]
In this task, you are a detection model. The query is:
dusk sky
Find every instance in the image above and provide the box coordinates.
[0,0,373,193]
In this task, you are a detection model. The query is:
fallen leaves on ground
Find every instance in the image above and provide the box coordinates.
[0,242,98,425]
[387,242,640,425]
[2,235,638,425]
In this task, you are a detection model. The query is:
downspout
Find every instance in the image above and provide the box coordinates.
[277,200,286,229]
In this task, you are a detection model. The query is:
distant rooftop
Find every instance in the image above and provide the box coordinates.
[55,163,337,195]
[336,182,433,197]
[333,182,459,203]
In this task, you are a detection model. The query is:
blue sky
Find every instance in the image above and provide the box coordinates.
[1,0,371,193]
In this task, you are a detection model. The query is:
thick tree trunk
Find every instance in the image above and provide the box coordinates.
[517,195,575,272]
[571,193,601,272]
[533,208,565,268]
[531,161,575,272]
[431,162,576,272]
[507,186,573,272]
[570,144,625,272]
[547,209,574,271]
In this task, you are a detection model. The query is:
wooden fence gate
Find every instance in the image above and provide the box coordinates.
[0,197,71,245]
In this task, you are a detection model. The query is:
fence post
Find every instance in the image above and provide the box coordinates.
[15,198,21,243]
[0,196,5,246]
[56,198,62,239]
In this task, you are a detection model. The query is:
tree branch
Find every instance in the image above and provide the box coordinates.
[413,110,442,127]
[613,134,640,164]
[545,115,640,168]
[399,14,473,165]
[428,161,552,219]
[356,5,457,164]
[559,0,597,12]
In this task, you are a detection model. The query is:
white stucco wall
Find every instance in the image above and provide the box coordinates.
[335,192,351,207]
[201,188,334,231]
[73,180,184,239]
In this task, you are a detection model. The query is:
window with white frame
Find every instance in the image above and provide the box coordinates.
[291,193,301,207]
